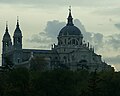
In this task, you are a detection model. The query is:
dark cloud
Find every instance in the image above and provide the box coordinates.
[26,19,88,48]
[105,55,120,64]
[74,19,93,42]
[45,20,65,38]
[114,23,120,30]
[27,19,120,52]
[74,19,86,33]
[27,19,105,52]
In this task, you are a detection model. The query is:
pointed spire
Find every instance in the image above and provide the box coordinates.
[3,21,11,41]
[69,6,72,16]
[16,16,19,27]
[67,6,74,26]
[5,21,8,32]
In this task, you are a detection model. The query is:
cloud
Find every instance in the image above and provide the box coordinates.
[74,19,120,52]
[105,55,120,64]
[26,19,105,52]
[45,20,65,39]
[74,19,104,51]
[106,34,120,50]
[26,19,120,53]
[74,19,86,33]
[114,23,120,30]
[26,20,66,48]
[93,33,104,50]
[74,19,93,42]
[27,32,52,44]
[26,32,53,49]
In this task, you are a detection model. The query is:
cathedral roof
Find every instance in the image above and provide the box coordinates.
[59,25,81,36]
[59,7,82,36]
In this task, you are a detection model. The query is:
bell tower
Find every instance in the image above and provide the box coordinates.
[2,22,12,54]
[2,22,12,66]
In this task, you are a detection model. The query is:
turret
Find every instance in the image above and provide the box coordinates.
[13,17,22,50]
[2,22,12,54]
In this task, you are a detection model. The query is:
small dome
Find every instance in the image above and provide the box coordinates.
[59,25,81,36]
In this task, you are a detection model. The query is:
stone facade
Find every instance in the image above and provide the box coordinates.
[1,9,113,72]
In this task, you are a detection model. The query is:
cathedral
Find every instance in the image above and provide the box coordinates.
[1,8,113,71]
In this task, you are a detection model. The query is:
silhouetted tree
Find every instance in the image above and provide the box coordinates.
[4,68,30,96]
[4,57,14,71]
[87,69,101,96]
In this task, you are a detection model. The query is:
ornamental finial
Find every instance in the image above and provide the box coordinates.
[69,6,71,13]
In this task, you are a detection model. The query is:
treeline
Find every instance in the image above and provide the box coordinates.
[0,68,120,96]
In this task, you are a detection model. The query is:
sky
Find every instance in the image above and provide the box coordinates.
[0,0,120,71]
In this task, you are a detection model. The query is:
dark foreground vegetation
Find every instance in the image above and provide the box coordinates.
[0,67,120,96]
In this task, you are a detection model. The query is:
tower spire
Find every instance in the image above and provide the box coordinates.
[67,6,74,26]
[5,21,8,32]
[17,16,19,27]
[13,16,22,50]
[69,6,71,14]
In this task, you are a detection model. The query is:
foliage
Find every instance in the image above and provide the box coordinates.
[4,57,14,70]
[0,67,120,96]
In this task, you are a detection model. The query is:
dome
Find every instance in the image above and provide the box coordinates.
[59,25,81,36]
[58,7,82,36]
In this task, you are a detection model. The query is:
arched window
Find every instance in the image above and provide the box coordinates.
[76,41,78,45]
[17,37,21,44]
[72,39,75,45]
[65,39,66,44]
[18,58,20,63]
[61,41,63,45]
[70,40,71,44]
[5,42,9,47]
[71,39,78,45]
[63,56,67,63]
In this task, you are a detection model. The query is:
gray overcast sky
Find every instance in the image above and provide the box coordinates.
[0,0,119,7]
[0,0,120,70]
